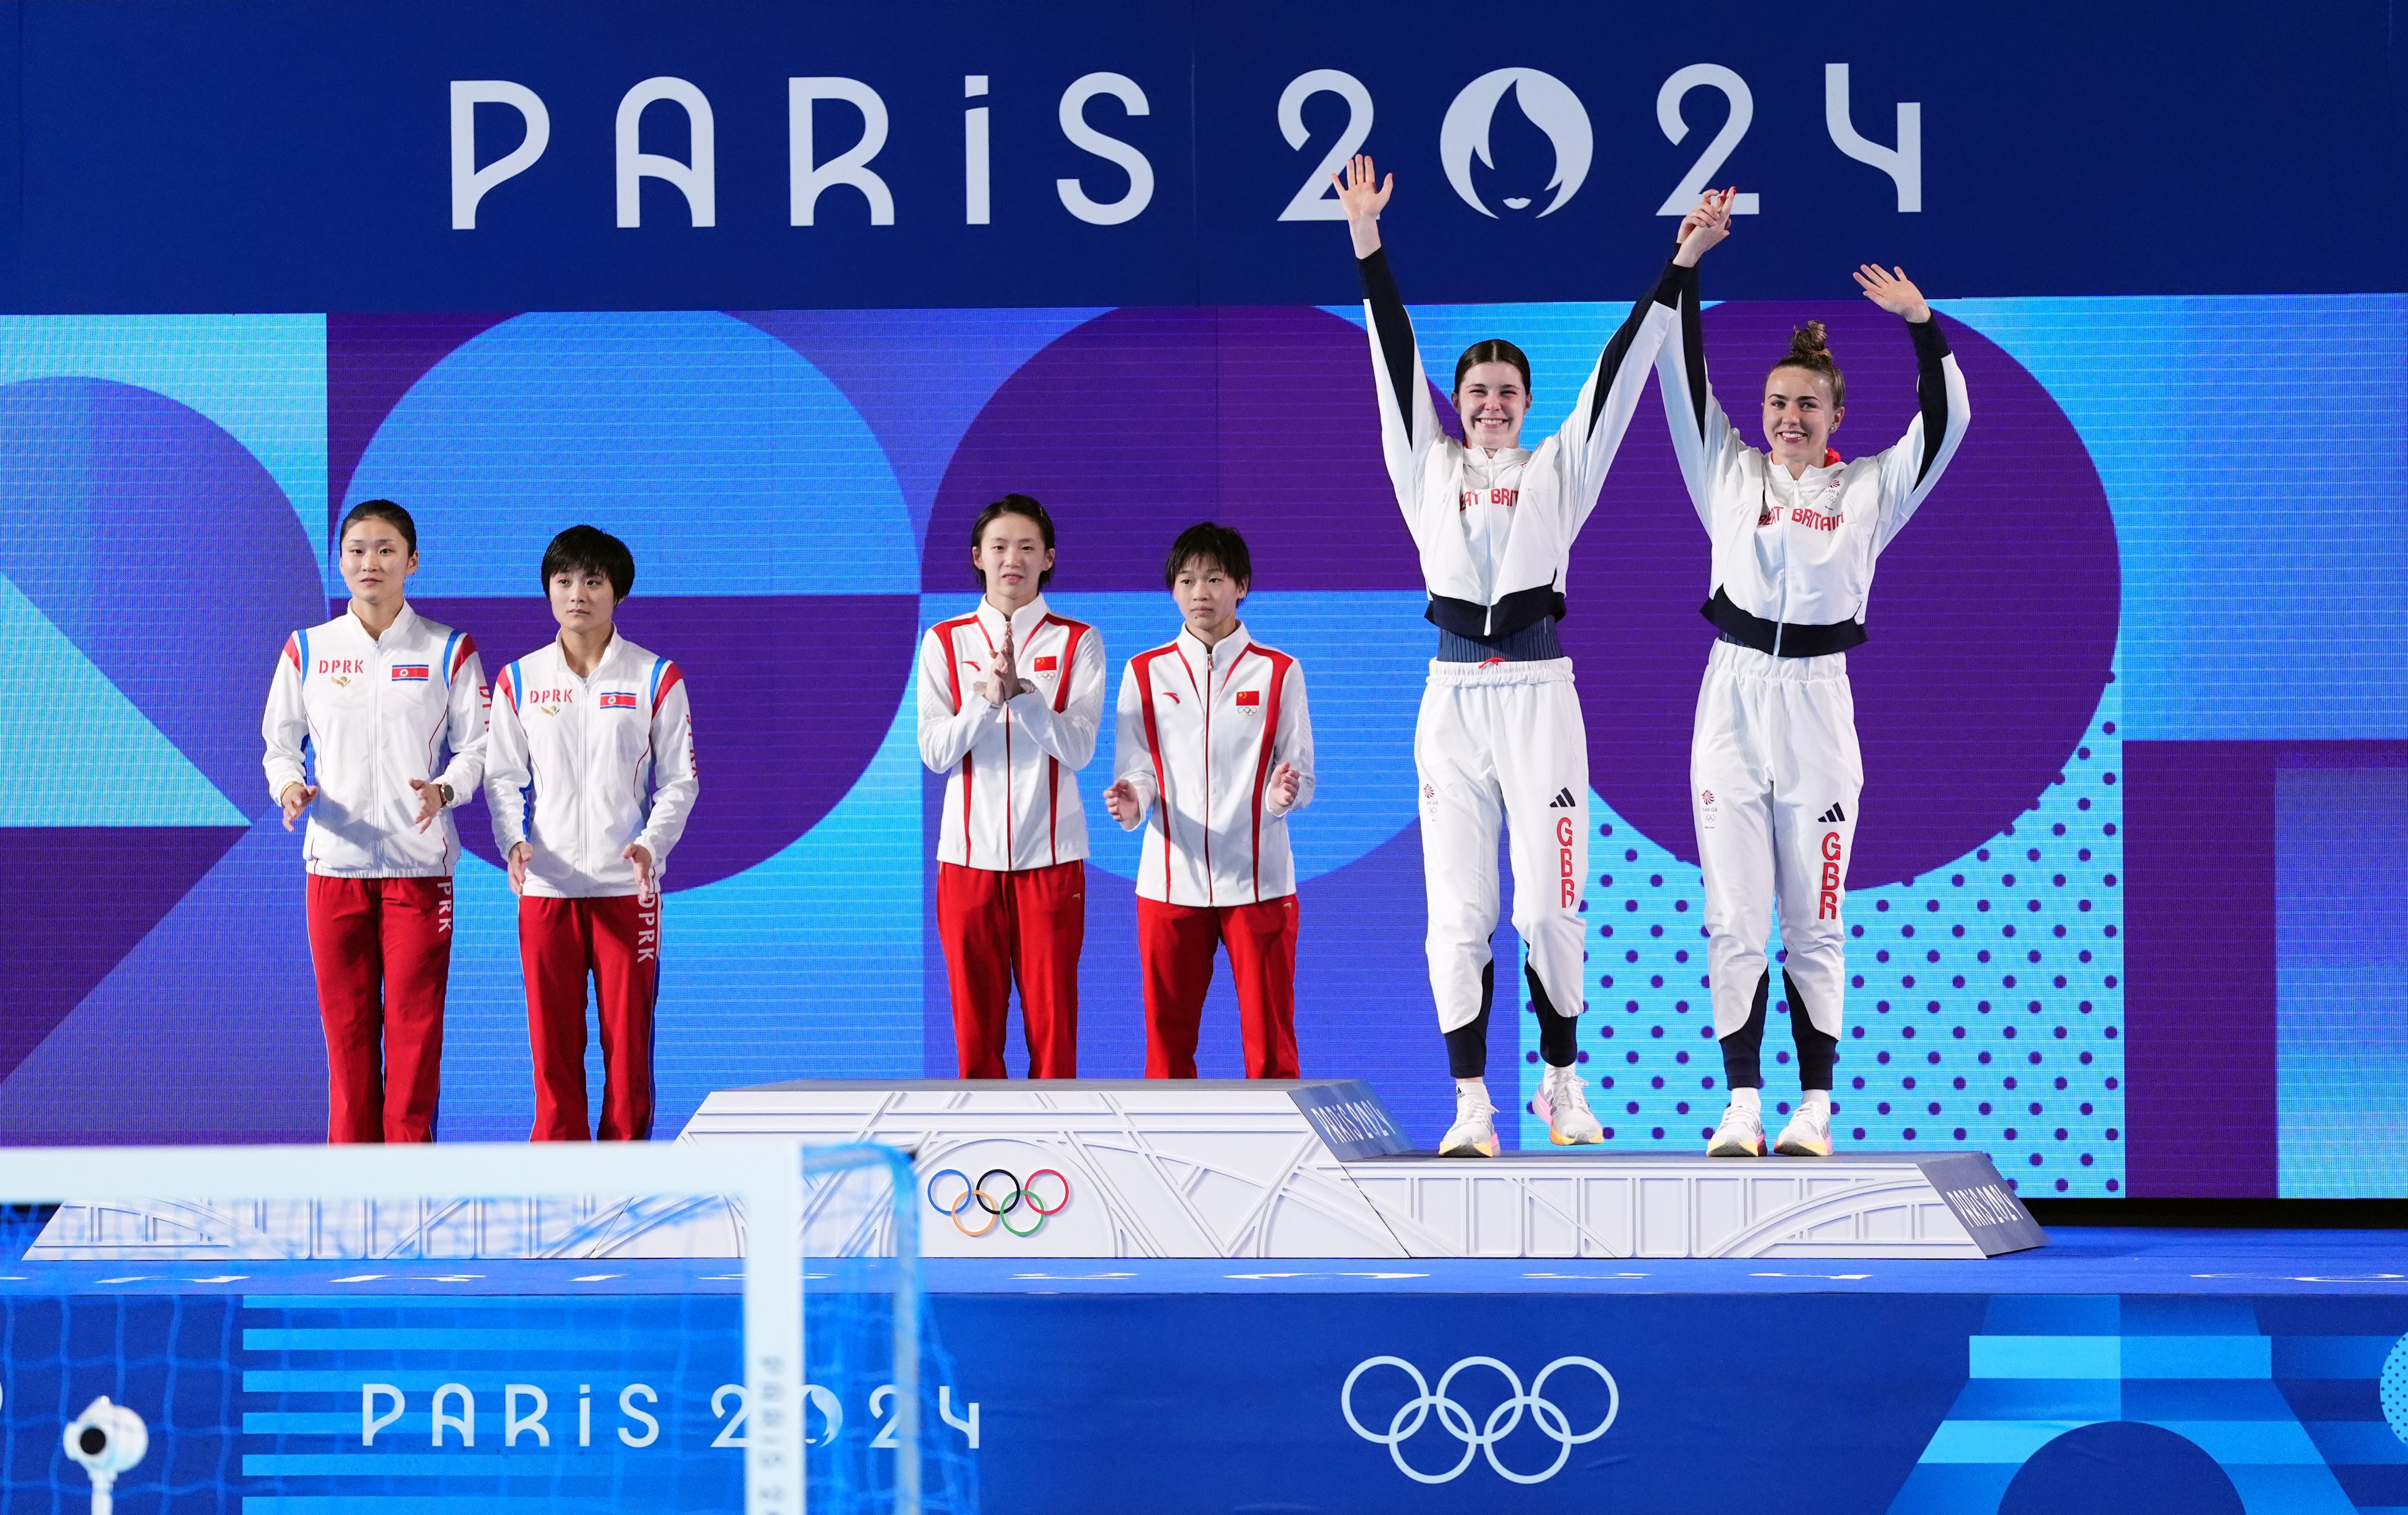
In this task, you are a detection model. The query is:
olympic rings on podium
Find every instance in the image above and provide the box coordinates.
[925,1167,1071,1237]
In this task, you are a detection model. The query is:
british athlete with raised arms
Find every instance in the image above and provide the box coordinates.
[1335,154,1725,1156]
[1657,188,1973,1158]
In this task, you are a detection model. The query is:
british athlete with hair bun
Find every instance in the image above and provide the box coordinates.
[1657,188,1972,1159]
[1336,154,1724,1157]
[918,494,1105,1079]
[262,500,487,1144]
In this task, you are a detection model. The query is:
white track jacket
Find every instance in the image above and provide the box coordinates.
[1361,248,1686,641]
[1112,625,1315,906]
[261,604,487,878]
[1656,266,1971,652]
[485,632,699,899]
[918,596,1105,871]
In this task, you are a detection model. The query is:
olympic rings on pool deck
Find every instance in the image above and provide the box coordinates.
[925,1167,1071,1237]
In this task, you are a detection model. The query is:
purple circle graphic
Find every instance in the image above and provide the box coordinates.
[1562,305,2118,888]
[926,307,1423,591]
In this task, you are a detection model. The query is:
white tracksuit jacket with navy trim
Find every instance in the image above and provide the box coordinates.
[1112,624,1316,907]
[261,603,487,878]
[917,596,1105,871]
[485,632,699,900]
[1358,247,1686,642]
[1654,264,1972,643]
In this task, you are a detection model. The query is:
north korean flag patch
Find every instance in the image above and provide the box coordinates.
[1033,656,1058,672]
[599,691,639,709]
[390,664,430,682]
[1235,689,1260,707]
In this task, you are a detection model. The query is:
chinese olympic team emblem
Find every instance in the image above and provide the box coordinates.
[1341,1355,1619,1484]
[925,1168,1070,1238]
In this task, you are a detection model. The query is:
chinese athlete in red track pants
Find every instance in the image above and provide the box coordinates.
[262,501,486,1143]
[1657,189,1970,1160]
[1104,524,1316,1079]
[918,496,1105,1079]
[486,527,700,1142]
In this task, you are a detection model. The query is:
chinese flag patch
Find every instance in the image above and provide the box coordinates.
[1234,689,1261,707]
[1033,656,1058,672]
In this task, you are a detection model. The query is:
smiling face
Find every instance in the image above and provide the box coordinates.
[1170,555,1245,644]
[973,512,1055,612]
[339,517,417,609]
[1455,360,1531,452]
[548,566,620,638]
[1762,365,1844,470]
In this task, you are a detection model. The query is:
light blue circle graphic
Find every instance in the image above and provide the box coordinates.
[2383,1332,2408,1444]
[347,310,916,596]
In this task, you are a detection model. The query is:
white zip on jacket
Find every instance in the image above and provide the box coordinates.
[485,631,699,899]
[1112,625,1315,906]
[261,603,487,877]
[1359,248,1685,642]
[918,595,1105,871]
[1654,265,1971,650]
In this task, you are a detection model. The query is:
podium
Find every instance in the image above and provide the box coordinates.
[24,1079,2044,1261]
[675,1078,2045,1261]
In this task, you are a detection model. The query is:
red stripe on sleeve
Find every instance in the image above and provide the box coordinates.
[651,661,685,716]
[1246,647,1292,902]
[283,634,300,670]
[452,634,478,680]
[1135,647,1173,899]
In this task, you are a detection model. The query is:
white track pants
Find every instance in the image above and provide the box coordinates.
[1692,641,1861,1071]
[1417,659,1590,1035]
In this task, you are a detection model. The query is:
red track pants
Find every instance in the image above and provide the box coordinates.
[519,894,660,1142]
[1138,894,1301,1079]
[305,874,454,1144]
[936,861,1083,1079]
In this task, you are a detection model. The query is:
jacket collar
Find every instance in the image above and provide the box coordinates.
[348,600,419,646]
[975,594,1051,647]
[550,628,625,681]
[1176,622,1251,671]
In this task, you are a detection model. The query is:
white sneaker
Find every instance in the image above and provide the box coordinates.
[1774,1101,1834,1157]
[1532,1066,1604,1146]
[1439,1084,1500,1158]
[1707,1101,1766,1157]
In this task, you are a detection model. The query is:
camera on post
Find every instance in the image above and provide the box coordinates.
[62,1396,146,1511]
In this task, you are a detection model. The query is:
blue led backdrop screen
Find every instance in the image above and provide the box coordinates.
[0,0,2397,1198]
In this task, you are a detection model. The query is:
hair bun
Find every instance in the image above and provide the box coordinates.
[1787,320,1830,362]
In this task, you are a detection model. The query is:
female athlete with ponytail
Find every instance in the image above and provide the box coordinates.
[1336,154,1721,1156]
[1656,188,1972,1158]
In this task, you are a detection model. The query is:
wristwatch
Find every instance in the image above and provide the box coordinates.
[436,781,454,806]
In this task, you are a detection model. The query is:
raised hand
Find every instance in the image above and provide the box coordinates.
[1854,263,1931,323]
[1333,154,1393,257]
[1674,187,1737,267]
[1268,761,1302,809]
[1102,778,1144,825]
[279,781,318,831]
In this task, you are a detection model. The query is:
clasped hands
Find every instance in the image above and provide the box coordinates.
[974,627,1034,707]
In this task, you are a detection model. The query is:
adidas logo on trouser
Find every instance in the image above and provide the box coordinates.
[1547,787,1577,808]
[1816,801,1848,824]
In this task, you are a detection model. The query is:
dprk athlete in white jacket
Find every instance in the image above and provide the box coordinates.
[918,494,1106,1079]
[262,500,487,1144]
[1104,524,1315,1079]
[486,527,699,1143]
[1657,190,1971,1160]
[1337,154,1713,1156]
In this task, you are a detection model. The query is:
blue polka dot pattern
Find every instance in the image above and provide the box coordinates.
[2384,1333,2408,1446]
[1522,672,2125,1195]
